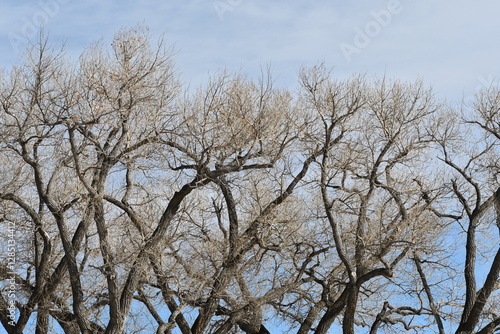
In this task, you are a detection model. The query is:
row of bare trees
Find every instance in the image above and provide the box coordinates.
[0,26,499,334]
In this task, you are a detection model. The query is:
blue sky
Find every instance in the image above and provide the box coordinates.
[1,0,500,105]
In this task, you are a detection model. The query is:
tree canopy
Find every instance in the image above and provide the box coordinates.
[0,26,499,334]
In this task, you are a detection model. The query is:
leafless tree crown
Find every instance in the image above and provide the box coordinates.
[0,26,499,334]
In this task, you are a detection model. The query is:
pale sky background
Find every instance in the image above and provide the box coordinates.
[1,0,500,106]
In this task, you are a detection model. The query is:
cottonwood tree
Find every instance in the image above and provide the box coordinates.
[361,87,500,334]
[0,26,301,334]
[267,67,450,334]
[426,88,500,334]
[0,26,499,334]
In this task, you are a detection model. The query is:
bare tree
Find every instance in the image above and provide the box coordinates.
[0,26,499,334]
[275,67,448,334]
[433,87,500,334]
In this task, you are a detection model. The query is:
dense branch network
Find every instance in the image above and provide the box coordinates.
[0,26,499,334]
